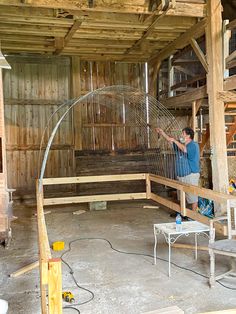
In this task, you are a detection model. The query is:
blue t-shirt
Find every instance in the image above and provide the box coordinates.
[173,143,191,177]
[186,140,200,173]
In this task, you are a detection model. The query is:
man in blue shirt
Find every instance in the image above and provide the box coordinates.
[156,127,200,211]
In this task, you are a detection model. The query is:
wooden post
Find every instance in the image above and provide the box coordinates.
[223,20,231,79]
[0,67,10,238]
[192,101,197,133]
[146,173,151,199]
[71,56,82,150]
[48,258,62,314]
[180,190,186,216]
[149,61,161,97]
[36,181,51,314]
[206,0,229,213]
[168,55,174,97]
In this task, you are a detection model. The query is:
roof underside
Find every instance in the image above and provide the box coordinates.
[0,0,206,62]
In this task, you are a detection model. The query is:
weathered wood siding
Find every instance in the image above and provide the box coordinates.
[3,56,73,195]
[77,61,147,151]
[3,57,148,196]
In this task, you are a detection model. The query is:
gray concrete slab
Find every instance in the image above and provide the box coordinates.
[1,200,236,314]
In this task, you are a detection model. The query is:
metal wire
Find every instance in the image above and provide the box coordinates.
[37,85,187,192]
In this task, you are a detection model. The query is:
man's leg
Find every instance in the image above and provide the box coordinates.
[192,202,198,211]
[185,173,200,211]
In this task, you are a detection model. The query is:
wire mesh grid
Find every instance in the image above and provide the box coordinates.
[38,85,188,189]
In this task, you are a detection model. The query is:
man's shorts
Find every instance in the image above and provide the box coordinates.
[177,173,200,204]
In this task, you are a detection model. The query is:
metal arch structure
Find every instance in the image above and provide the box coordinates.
[36,87,236,314]
[36,85,192,314]
[37,85,184,193]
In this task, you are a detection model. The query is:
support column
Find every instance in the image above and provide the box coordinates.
[206,0,229,210]
[0,68,10,238]
[148,61,161,97]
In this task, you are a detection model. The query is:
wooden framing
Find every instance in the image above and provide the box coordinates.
[0,66,10,242]
[205,0,228,200]
[226,117,236,146]
[190,38,208,72]
[149,18,207,64]
[0,2,206,61]
[37,172,236,313]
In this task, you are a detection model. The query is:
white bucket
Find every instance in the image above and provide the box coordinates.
[0,299,8,314]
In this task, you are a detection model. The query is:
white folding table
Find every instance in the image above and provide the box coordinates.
[153,221,210,277]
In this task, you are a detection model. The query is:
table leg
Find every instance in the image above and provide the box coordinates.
[168,234,171,277]
[154,227,157,265]
[195,233,198,260]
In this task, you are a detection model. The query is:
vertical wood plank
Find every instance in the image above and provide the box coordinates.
[146,173,151,199]
[48,258,62,314]
[0,68,9,233]
[206,0,229,211]
[71,56,82,150]
[180,190,186,216]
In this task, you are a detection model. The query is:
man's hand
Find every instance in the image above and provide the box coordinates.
[155,128,164,135]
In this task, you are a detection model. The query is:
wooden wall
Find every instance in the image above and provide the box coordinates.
[74,60,147,151]
[3,56,73,196]
[2,56,149,196]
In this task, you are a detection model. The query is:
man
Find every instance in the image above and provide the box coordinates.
[156,127,200,211]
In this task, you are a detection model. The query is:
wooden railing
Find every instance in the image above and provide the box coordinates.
[37,173,236,313]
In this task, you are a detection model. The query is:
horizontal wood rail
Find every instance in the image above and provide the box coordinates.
[44,193,147,206]
[37,173,236,313]
[42,173,146,185]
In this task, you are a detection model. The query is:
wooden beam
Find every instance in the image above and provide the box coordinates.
[223,20,231,79]
[149,173,236,204]
[168,55,174,97]
[226,50,236,65]
[162,85,207,108]
[227,18,236,30]
[226,117,236,146]
[224,75,236,91]
[199,123,209,156]
[174,65,196,77]
[44,193,147,206]
[206,0,229,202]
[0,1,206,17]
[171,74,205,91]
[172,243,208,251]
[125,10,168,55]
[42,173,146,185]
[48,258,62,314]
[190,99,202,134]
[54,37,64,54]
[149,61,161,97]
[146,173,151,199]
[190,38,208,72]
[149,18,207,64]
[10,261,39,278]
[219,90,236,103]
[150,192,181,212]
[55,19,82,54]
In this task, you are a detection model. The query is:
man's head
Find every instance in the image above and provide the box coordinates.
[182,127,194,141]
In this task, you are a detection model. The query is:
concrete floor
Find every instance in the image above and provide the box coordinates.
[1,200,236,314]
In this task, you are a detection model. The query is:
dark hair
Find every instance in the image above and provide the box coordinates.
[182,127,194,140]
